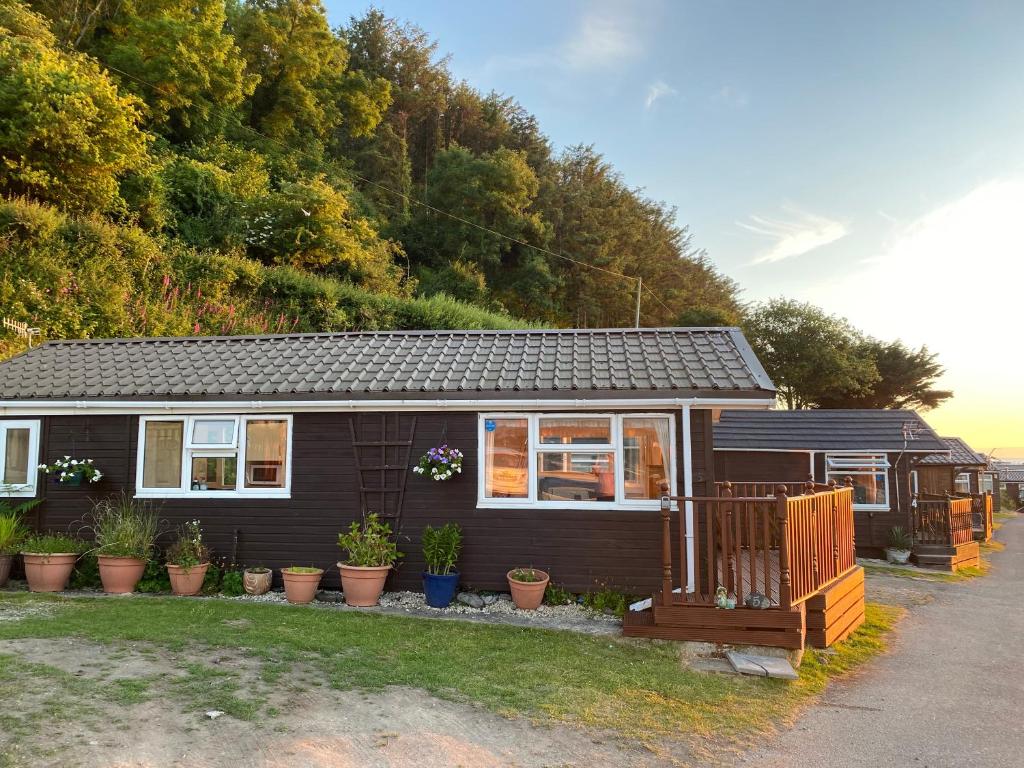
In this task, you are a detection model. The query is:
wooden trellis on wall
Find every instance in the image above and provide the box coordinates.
[348,413,417,523]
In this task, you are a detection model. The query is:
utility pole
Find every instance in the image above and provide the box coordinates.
[635,277,642,328]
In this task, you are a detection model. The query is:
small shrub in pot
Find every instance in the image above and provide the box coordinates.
[85,492,160,594]
[885,526,913,565]
[20,532,84,592]
[281,566,323,604]
[421,522,462,608]
[506,567,550,610]
[165,520,210,596]
[337,513,402,607]
[0,499,36,587]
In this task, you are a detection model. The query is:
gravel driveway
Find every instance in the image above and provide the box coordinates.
[737,515,1024,768]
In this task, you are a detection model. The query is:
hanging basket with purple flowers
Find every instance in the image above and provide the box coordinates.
[413,444,463,481]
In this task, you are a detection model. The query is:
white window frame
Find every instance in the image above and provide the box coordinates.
[136,414,292,499]
[0,419,41,498]
[954,472,972,494]
[477,412,677,510]
[825,452,890,511]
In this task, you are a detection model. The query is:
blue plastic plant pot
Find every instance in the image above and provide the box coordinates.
[422,571,460,608]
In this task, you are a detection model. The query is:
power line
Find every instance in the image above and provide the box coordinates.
[74,51,676,323]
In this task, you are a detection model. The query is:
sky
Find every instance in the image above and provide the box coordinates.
[326,0,1024,457]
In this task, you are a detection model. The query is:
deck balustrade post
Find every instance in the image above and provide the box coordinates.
[776,486,792,611]
[844,476,857,552]
[722,482,735,596]
[944,493,955,547]
[661,487,673,607]
[832,496,841,577]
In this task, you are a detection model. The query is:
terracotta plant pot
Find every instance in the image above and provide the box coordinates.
[98,556,146,594]
[282,568,323,604]
[338,564,391,607]
[0,554,12,588]
[22,553,78,593]
[167,563,210,596]
[506,569,550,610]
[243,568,273,596]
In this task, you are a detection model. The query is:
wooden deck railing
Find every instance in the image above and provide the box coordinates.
[913,494,974,547]
[952,491,994,542]
[660,481,857,611]
[714,481,835,498]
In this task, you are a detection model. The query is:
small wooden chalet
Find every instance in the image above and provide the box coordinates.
[913,437,994,542]
[0,328,866,651]
[712,410,980,571]
[999,468,1024,509]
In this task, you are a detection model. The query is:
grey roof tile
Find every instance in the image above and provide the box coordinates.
[915,436,987,466]
[714,409,949,453]
[0,327,774,402]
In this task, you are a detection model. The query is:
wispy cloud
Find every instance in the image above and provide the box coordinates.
[738,207,849,264]
[483,6,641,76]
[645,80,677,110]
[712,85,749,108]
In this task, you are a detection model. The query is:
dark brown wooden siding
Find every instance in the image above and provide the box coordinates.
[714,450,810,484]
[25,408,713,594]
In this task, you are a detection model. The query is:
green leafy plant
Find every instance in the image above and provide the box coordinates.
[421,522,461,575]
[544,583,575,606]
[69,552,102,589]
[84,491,160,559]
[137,559,171,593]
[201,562,224,595]
[509,568,544,583]
[337,513,402,568]
[888,526,913,551]
[21,532,84,555]
[166,520,209,568]
[0,507,32,555]
[583,588,630,618]
[220,570,244,596]
[283,566,322,574]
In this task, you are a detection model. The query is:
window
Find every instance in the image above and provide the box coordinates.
[137,415,291,497]
[479,413,674,508]
[0,420,40,497]
[910,469,919,496]
[826,453,889,509]
[980,474,994,495]
[954,472,971,494]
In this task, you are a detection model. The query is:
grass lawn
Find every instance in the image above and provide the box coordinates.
[0,592,900,753]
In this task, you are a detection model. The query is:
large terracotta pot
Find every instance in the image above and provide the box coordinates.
[507,569,550,610]
[22,553,78,593]
[338,564,391,607]
[0,554,12,588]
[98,556,146,594]
[243,568,273,596]
[282,568,323,604]
[167,563,209,596]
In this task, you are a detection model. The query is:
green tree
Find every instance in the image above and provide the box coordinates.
[0,2,149,212]
[816,339,952,410]
[403,146,555,317]
[743,299,879,409]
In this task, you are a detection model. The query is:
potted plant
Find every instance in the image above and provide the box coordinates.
[412,444,464,481]
[281,566,323,604]
[243,566,273,596]
[85,492,159,594]
[0,498,36,588]
[421,522,462,608]
[885,527,913,565]
[165,520,210,596]
[38,457,102,486]
[337,513,403,607]
[20,532,83,592]
[507,567,550,610]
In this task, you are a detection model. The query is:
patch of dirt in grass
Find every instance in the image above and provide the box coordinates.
[0,639,674,768]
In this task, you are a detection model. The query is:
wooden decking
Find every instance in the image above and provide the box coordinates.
[913,494,982,571]
[623,482,864,650]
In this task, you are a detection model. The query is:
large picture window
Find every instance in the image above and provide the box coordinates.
[0,420,40,497]
[479,413,674,508]
[826,453,889,510]
[136,415,291,497]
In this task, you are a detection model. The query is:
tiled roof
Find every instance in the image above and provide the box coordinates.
[0,328,776,402]
[915,437,987,466]
[999,469,1024,483]
[714,409,948,453]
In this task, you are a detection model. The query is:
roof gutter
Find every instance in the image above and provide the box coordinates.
[0,396,778,417]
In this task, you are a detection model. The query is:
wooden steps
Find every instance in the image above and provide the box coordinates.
[805,566,865,648]
[914,541,980,572]
[623,600,805,650]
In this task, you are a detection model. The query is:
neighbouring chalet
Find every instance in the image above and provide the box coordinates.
[712,410,982,571]
[0,328,870,651]
[913,436,995,542]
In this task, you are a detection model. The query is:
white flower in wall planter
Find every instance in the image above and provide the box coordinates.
[39,457,103,485]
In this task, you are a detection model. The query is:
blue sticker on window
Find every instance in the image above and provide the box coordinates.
[484,419,496,432]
